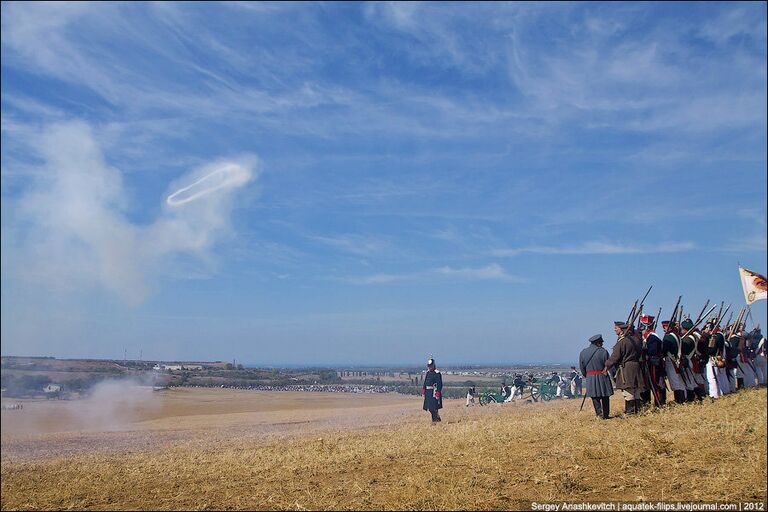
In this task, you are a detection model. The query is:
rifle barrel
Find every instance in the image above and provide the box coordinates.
[695,300,710,324]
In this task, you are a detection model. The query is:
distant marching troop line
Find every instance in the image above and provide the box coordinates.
[579,285,767,419]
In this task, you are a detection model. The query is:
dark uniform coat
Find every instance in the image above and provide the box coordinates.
[644,333,666,375]
[662,332,679,358]
[707,332,726,357]
[680,333,696,371]
[579,344,613,397]
[725,335,740,371]
[422,369,443,411]
[695,332,710,372]
[605,335,647,392]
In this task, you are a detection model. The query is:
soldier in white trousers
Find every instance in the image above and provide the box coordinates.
[662,320,688,403]
[703,320,731,398]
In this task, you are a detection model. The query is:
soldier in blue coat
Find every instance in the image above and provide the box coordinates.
[422,358,443,422]
[579,334,613,419]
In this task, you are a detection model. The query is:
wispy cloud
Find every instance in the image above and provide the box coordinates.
[345,263,523,285]
[491,241,696,257]
[309,234,389,256]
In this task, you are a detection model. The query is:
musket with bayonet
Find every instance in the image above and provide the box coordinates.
[728,306,747,339]
[723,310,734,332]
[665,296,682,336]
[622,286,652,338]
[709,302,724,332]
[683,304,718,337]
[694,300,710,325]
[679,303,715,354]
[717,304,731,329]
[707,302,726,349]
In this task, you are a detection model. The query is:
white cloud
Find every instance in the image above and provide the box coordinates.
[491,241,696,257]
[309,234,389,256]
[345,263,522,285]
[4,121,256,304]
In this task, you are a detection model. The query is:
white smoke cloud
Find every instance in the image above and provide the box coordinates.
[9,121,257,304]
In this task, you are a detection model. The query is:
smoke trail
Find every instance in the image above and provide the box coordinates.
[167,163,252,206]
[7,121,257,304]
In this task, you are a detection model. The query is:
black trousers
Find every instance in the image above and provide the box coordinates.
[591,397,610,419]
[429,408,441,422]
[644,387,666,406]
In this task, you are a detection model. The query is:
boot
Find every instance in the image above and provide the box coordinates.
[674,390,686,404]
[624,400,634,415]
[657,388,667,406]
[686,390,695,403]
[601,397,610,419]
[634,399,643,413]
[592,397,603,418]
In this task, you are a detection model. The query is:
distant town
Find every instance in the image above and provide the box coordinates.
[1,355,571,400]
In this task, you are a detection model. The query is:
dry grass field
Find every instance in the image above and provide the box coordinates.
[1,387,766,510]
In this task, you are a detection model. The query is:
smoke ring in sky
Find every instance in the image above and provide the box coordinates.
[166,163,251,206]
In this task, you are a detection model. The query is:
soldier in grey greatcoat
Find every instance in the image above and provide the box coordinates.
[579,334,613,419]
[605,321,647,416]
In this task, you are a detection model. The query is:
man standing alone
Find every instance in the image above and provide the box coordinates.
[422,358,443,422]
[580,334,613,419]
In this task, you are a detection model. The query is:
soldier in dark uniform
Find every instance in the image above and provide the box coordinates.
[695,326,711,396]
[422,358,443,422]
[737,325,756,388]
[639,314,666,406]
[579,334,613,419]
[704,319,730,397]
[680,319,704,401]
[725,328,741,390]
[662,319,687,404]
[605,321,647,415]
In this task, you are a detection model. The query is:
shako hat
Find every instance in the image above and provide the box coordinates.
[681,319,694,330]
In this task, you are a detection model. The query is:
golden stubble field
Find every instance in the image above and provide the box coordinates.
[1,387,766,510]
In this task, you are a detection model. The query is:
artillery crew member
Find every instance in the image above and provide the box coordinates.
[605,321,647,415]
[422,358,443,422]
[579,334,613,419]
[662,320,688,404]
[639,315,666,406]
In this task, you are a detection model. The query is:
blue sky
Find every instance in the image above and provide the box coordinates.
[1,2,766,366]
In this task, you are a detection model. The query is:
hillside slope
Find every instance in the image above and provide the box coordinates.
[2,389,766,510]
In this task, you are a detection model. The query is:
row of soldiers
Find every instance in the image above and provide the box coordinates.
[579,310,767,419]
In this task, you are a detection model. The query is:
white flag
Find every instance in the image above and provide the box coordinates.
[739,266,767,304]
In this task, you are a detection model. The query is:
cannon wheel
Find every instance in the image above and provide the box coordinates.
[541,390,554,401]
[479,394,497,406]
